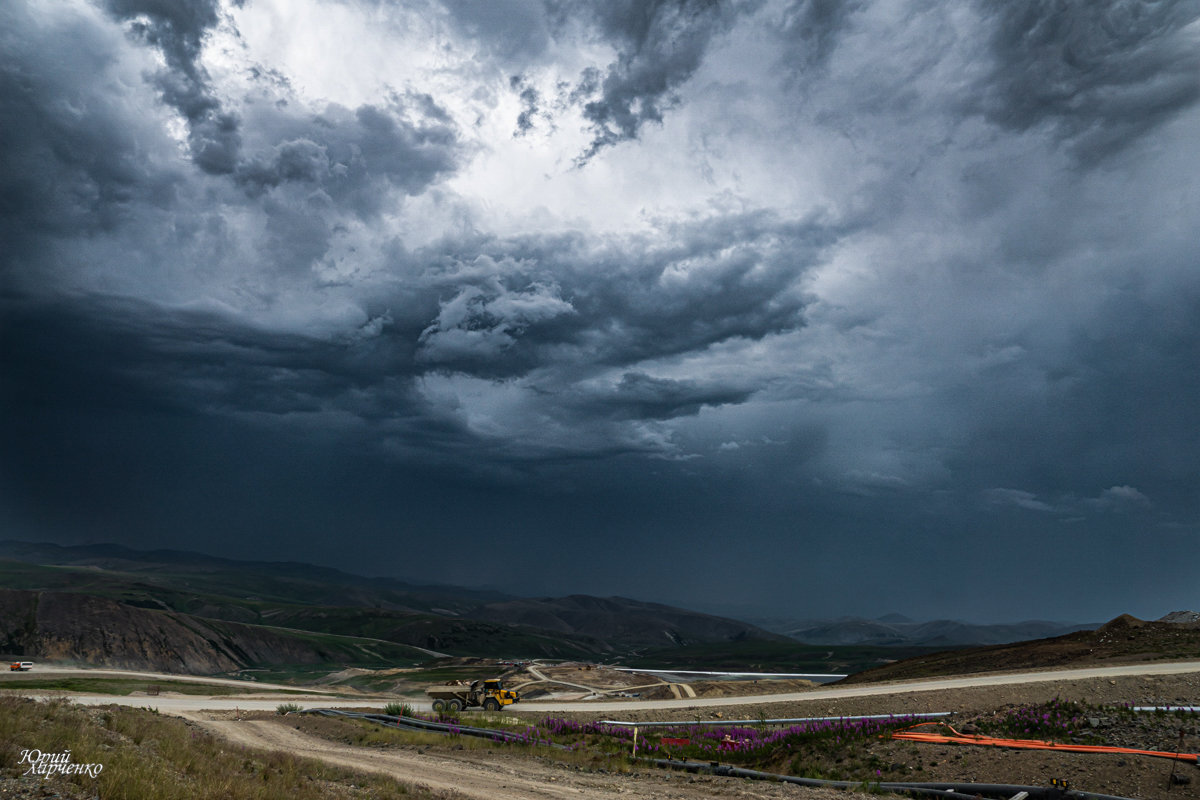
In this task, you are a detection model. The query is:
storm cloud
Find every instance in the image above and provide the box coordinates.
[3,0,1199,622]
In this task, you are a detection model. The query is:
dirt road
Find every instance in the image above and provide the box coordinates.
[181,712,868,800]
[8,664,344,694]
[8,660,1200,714]
[522,660,1200,713]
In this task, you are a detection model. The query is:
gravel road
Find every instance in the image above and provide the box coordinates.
[8,660,1200,715]
[521,660,1200,713]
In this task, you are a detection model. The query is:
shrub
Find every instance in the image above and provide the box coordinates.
[276,703,303,715]
[383,702,413,717]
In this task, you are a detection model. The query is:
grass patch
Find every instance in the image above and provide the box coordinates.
[0,695,441,799]
[286,714,639,773]
[976,697,1098,742]
[228,666,338,686]
[288,709,925,781]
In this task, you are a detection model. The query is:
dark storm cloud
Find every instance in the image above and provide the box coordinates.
[0,294,433,440]
[415,210,838,379]
[568,0,750,163]
[0,1,181,277]
[104,0,224,77]
[572,372,755,421]
[510,75,543,137]
[4,0,1199,624]
[776,0,863,72]
[955,279,1200,518]
[1,205,834,477]
[103,0,462,197]
[236,96,460,209]
[977,0,1200,161]
[104,0,245,175]
[441,0,554,63]
[1,0,463,307]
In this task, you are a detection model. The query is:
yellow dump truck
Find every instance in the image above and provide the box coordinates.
[426,678,519,712]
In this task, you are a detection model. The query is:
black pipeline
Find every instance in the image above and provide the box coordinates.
[645,758,1138,800]
[298,708,568,749]
[298,708,1137,800]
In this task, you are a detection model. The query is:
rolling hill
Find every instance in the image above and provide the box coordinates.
[752,614,1095,647]
[839,612,1200,683]
[0,540,783,671]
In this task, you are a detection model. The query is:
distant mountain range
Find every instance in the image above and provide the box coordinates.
[750,614,1096,647]
[0,540,1101,676]
[0,540,784,673]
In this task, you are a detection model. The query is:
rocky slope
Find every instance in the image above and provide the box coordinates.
[0,589,422,673]
[0,541,780,657]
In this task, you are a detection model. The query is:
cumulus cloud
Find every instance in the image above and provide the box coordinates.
[418,280,575,365]
[1087,485,1152,511]
[236,96,460,205]
[1102,485,1149,504]
[987,488,1058,513]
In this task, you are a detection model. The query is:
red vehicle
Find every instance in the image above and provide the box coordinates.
[9,662,33,671]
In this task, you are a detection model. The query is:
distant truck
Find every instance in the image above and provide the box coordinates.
[426,678,519,712]
[9,662,33,671]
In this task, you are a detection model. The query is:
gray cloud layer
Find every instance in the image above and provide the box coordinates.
[3,0,1199,621]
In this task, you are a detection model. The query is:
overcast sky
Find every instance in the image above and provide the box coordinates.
[2,0,1198,624]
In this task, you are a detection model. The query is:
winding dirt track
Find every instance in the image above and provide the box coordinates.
[16,664,343,694]
[181,714,860,800]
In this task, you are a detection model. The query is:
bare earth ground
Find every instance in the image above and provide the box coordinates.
[519,672,1200,799]
[168,671,1200,800]
[181,711,876,800]
[5,664,1200,798]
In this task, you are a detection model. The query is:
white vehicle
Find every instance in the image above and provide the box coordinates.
[8,662,33,671]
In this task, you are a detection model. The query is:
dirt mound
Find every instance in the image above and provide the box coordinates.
[1099,613,1149,631]
[687,678,818,698]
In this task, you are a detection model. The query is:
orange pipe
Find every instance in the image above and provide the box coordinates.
[889,722,1198,764]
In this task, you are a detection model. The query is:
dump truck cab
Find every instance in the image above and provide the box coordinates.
[480,678,519,709]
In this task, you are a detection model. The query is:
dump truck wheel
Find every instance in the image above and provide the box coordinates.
[432,699,446,712]
[483,698,500,712]
[447,699,463,712]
